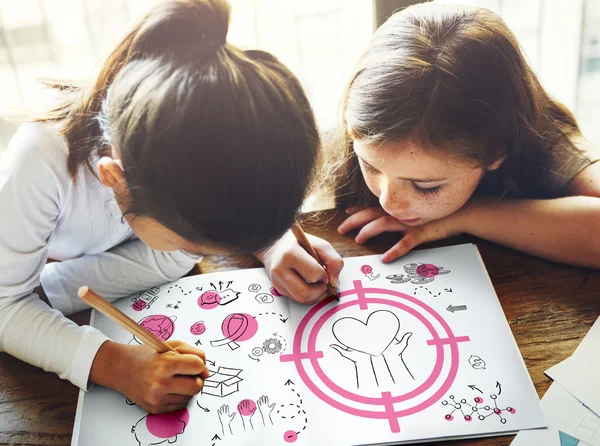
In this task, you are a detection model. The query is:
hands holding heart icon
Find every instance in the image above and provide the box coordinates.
[329,310,414,389]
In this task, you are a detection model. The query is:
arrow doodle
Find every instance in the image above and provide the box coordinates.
[195,340,202,346]
[255,312,288,323]
[446,304,468,313]
[414,286,442,298]
[468,384,483,394]
[496,381,502,395]
[285,379,295,386]
[196,401,210,412]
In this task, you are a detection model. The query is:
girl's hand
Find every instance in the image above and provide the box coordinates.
[91,340,209,414]
[255,229,344,304]
[338,206,465,263]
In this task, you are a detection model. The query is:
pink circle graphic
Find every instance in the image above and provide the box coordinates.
[222,313,258,342]
[145,408,189,438]
[280,280,470,434]
[190,321,206,336]
[283,430,298,443]
[198,291,221,310]
[474,397,483,404]
[465,415,472,422]
[270,287,283,297]
[360,265,373,275]
[132,300,147,311]
[237,399,257,416]
[444,414,454,421]
[416,263,439,278]
[138,315,176,341]
[508,407,516,414]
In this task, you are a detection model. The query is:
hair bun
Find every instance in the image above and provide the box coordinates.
[132,0,231,56]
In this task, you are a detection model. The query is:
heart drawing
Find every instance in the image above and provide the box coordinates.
[332,310,400,357]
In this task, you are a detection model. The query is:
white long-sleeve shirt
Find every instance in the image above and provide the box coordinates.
[0,123,198,390]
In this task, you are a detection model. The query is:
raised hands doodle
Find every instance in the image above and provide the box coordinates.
[217,404,237,436]
[257,395,276,426]
[237,399,258,431]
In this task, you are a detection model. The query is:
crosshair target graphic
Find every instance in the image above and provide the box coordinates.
[280,280,470,433]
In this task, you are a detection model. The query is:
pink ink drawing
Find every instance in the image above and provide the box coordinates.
[198,290,221,310]
[387,263,451,285]
[360,264,380,281]
[131,286,161,311]
[190,321,206,336]
[130,315,176,345]
[280,280,470,434]
[132,408,189,446]
[210,313,258,350]
[441,388,515,424]
[197,281,241,310]
[270,287,283,297]
[237,399,258,431]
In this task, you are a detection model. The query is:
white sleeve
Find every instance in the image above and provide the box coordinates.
[0,124,109,390]
[42,241,198,315]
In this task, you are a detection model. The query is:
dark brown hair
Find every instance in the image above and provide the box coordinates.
[35,0,320,252]
[335,3,581,207]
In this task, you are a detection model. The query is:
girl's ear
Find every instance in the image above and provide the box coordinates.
[487,155,507,171]
[97,156,128,191]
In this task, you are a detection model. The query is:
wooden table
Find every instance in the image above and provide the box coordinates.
[1,209,599,446]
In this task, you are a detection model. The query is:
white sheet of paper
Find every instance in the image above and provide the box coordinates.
[511,382,600,446]
[72,244,545,446]
[545,317,600,417]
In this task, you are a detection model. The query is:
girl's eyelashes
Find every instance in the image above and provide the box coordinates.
[360,160,379,174]
[412,183,442,195]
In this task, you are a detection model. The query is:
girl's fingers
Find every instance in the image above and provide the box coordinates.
[166,351,207,377]
[171,342,206,362]
[338,207,388,234]
[355,216,407,244]
[274,270,327,304]
[382,231,423,263]
[308,235,344,287]
[168,375,205,396]
[288,248,329,285]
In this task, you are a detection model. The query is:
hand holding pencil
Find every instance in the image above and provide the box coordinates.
[255,222,344,304]
[81,286,210,415]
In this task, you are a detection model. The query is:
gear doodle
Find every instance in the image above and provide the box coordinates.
[263,338,283,354]
[252,347,264,357]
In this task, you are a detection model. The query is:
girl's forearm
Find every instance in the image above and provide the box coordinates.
[461,196,600,269]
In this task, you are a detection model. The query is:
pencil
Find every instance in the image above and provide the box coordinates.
[77,286,178,354]
[291,222,339,300]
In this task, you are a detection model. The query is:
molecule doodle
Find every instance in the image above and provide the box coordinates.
[441,393,515,424]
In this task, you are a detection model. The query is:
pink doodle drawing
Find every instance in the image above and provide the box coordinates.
[210,313,258,350]
[216,394,277,438]
[131,408,189,446]
[360,265,380,281]
[190,321,206,336]
[441,389,515,424]
[238,399,258,431]
[387,263,451,285]
[280,280,470,434]
[284,430,298,443]
[197,281,240,310]
[130,315,176,345]
[131,286,161,311]
[277,380,307,443]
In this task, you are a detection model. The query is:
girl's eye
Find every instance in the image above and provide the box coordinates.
[361,161,379,175]
[412,183,442,196]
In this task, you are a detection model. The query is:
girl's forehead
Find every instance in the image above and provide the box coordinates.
[353,139,475,176]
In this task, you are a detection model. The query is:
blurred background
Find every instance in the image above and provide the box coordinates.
[0,0,598,153]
